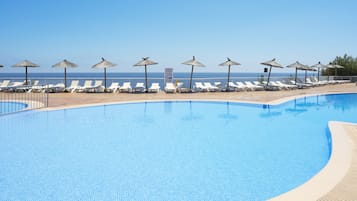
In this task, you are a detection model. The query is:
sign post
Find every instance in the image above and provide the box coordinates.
[164,68,174,85]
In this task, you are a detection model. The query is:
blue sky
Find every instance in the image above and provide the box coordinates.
[0,0,356,73]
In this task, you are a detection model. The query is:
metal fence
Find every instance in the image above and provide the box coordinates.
[0,87,48,115]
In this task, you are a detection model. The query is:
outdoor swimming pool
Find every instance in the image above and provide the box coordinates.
[0,101,28,115]
[0,94,356,200]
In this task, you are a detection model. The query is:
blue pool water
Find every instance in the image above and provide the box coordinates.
[0,101,28,115]
[0,94,356,200]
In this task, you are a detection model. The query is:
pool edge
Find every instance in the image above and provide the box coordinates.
[42,91,356,111]
[268,121,354,201]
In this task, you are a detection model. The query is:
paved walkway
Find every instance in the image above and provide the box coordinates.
[46,83,357,108]
[318,123,357,201]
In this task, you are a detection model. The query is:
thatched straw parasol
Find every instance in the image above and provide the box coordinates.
[133,57,158,93]
[219,58,241,90]
[52,59,78,88]
[12,60,39,85]
[182,56,205,91]
[287,61,307,84]
[92,58,117,90]
[311,62,326,81]
[260,58,283,86]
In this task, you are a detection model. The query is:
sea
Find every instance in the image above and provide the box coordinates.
[0,72,316,87]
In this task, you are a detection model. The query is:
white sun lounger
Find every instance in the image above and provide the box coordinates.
[22,80,38,93]
[14,80,41,93]
[310,77,327,86]
[195,82,209,92]
[81,80,93,92]
[176,82,192,93]
[164,83,176,93]
[255,81,280,90]
[290,80,312,89]
[203,82,219,92]
[6,81,25,92]
[53,83,65,92]
[30,80,39,87]
[11,81,25,87]
[0,80,11,91]
[41,83,66,93]
[214,82,222,88]
[107,82,119,93]
[305,78,320,87]
[244,81,264,91]
[84,80,104,93]
[236,82,249,91]
[29,82,51,93]
[66,80,80,93]
[275,81,297,90]
[272,81,289,90]
[261,81,281,91]
[253,81,264,86]
[76,80,93,93]
[133,82,145,93]
[176,82,184,88]
[119,82,132,93]
[228,82,240,91]
[228,82,245,91]
[148,83,160,93]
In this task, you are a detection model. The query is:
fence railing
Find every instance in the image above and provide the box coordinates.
[0,86,48,115]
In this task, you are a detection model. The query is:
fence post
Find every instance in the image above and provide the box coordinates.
[46,85,49,108]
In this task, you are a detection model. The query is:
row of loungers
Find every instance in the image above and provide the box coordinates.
[167,77,351,93]
[0,80,162,93]
[0,77,351,93]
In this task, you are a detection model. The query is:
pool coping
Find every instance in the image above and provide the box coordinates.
[39,92,356,201]
[268,121,354,201]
